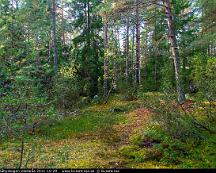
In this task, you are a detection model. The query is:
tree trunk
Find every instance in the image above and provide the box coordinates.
[87,0,91,47]
[19,140,24,169]
[125,17,129,84]
[153,9,158,90]
[131,26,135,84]
[61,0,65,46]
[52,0,58,80]
[164,0,185,104]
[135,2,141,85]
[113,26,119,91]
[103,15,109,99]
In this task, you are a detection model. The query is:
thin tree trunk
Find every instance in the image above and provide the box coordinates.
[87,0,91,47]
[154,8,158,89]
[131,27,135,83]
[52,0,58,80]
[112,26,119,91]
[164,0,185,104]
[19,111,27,169]
[125,17,129,84]
[103,15,109,99]
[19,139,24,169]
[143,33,148,80]
[135,2,141,85]
[61,0,65,46]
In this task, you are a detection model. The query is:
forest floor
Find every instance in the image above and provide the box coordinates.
[0,93,216,168]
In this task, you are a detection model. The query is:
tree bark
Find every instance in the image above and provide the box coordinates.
[87,0,91,47]
[164,0,185,104]
[125,17,130,84]
[103,15,109,99]
[52,0,58,80]
[131,26,135,83]
[135,2,141,85]
[19,140,24,169]
[154,8,158,89]
[61,0,65,46]
[113,27,119,91]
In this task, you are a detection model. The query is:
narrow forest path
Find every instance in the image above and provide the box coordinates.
[0,94,172,168]
[2,94,215,168]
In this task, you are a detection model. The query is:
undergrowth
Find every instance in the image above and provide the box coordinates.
[1,92,216,168]
[118,91,216,168]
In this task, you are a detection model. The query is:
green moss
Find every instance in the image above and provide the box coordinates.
[130,133,144,146]
[1,92,216,168]
[119,145,146,162]
[119,145,164,165]
[39,110,124,139]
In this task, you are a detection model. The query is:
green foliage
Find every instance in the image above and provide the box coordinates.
[0,0,216,169]
[54,63,81,109]
[119,145,146,163]
[0,90,56,140]
[0,54,55,140]
[125,116,216,167]
[121,86,138,101]
[69,0,103,98]
[191,54,216,101]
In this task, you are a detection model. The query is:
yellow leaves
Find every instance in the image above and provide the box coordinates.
[202,101,216,106]
[59,64,76,78]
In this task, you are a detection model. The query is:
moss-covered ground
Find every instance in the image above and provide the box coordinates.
[0,93,216,168]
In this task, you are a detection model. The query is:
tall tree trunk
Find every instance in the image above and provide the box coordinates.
[125,17,129,84]
[143,33,148,81]
[135,2,141,85]
[154,7,158,90]
[164,0,185,104]
[131,26,135,83]
[61,0,65,46]
[87,0,91,47]
[103,15,109,99]
[113,26,119,91]
[52,0,58,80]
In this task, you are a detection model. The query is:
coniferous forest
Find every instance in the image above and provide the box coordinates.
[0,0,216,169]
